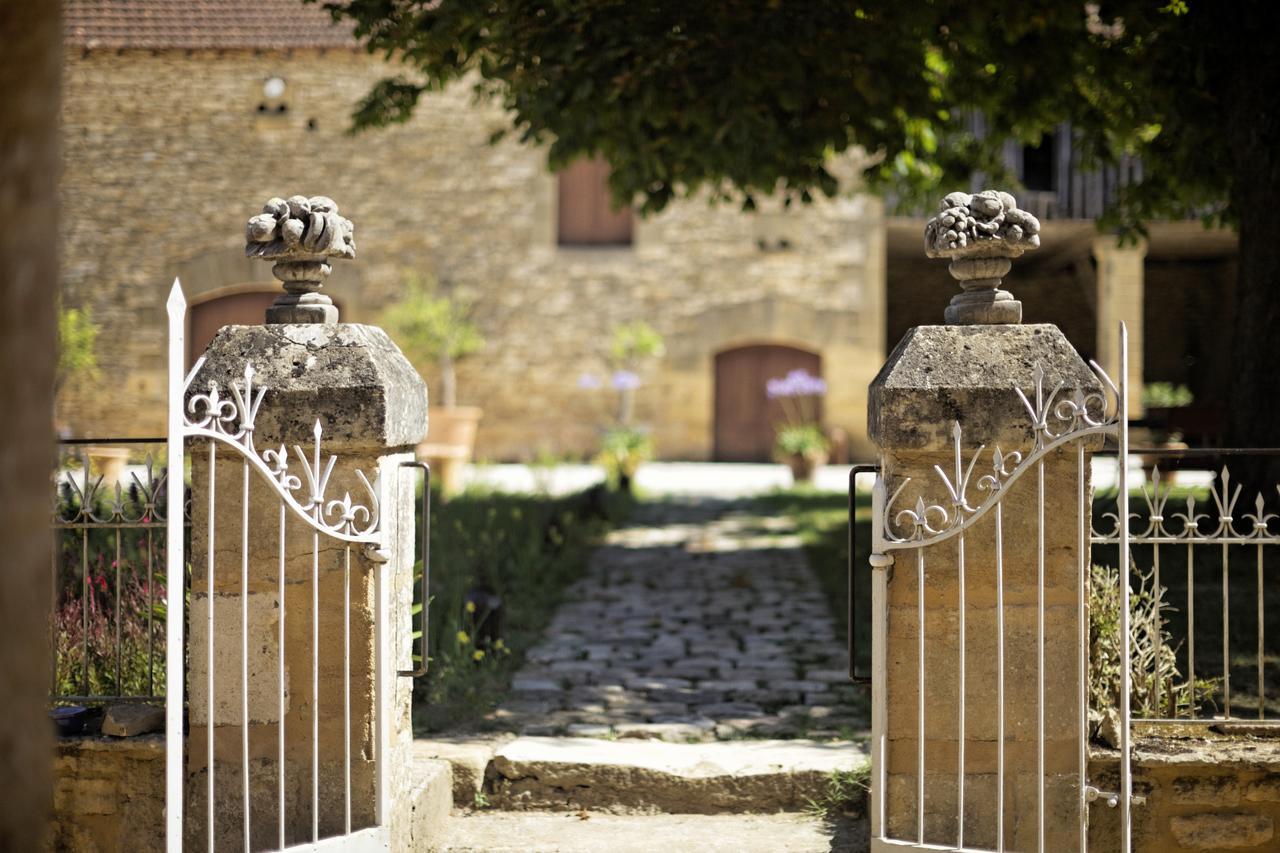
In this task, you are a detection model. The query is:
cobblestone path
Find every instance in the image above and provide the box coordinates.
[486,499,867,741]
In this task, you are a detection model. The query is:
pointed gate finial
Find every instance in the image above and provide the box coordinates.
[245,195,355,324]
[925,190,1041,325]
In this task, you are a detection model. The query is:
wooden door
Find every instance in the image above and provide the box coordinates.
[714,345,822,462]
[187,290,279,365]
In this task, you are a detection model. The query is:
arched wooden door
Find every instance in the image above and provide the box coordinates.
[714,344,822,462]
[188,290,279,365]
[187,290,344,365]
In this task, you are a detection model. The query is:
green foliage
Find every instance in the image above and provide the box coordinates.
[595,426,654,487]
[379,275,484,406]
[379,276,484,364]
[609,321,665,366]
[315,0,1239,231]
[57,306,99,393]
[1142,382,1194,409]
[1089,563,1217,718]
[52,485,168,700]
[774,424,830,458]
[804,764,871,821]
[414,486,631,733]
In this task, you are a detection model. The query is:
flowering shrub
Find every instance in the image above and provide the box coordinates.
[576,322,665,491]
[767,368,829,460]
[51,522,169,700]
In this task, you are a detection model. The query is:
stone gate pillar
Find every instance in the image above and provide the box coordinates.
[868,191,1101,850]
[185,197,428,850]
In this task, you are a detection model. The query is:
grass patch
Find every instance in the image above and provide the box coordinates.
[413,484,632,734]
[805,764,871,820]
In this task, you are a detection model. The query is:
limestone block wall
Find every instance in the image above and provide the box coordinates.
[1089,734,1280,851]
[48,735,165,853]
[880,446,1089,850]
[59,49,885,460]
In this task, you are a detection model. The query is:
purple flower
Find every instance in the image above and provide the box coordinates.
[577,372,602,390]
[765,368,826,398]
[610,370,642,391]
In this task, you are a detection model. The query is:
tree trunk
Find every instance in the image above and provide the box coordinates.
[1224,17,1280,494]
[0,2,58,848]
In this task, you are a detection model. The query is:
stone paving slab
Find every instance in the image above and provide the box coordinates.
[486,499,869,742]
[438,810,868,852]
[486,736,868,814]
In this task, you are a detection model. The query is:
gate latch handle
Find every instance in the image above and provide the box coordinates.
[1086,786,1145,808]
[1085,786,1119,809]
[398,461,430,678]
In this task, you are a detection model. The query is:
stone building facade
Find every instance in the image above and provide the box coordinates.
[59,2,1239,461]
[58,3,885,461]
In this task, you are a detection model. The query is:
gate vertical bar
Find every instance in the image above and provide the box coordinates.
[1188,544,1196,716]
[207,442,216,852]
[277,501,286,850]
[996,500,1006,853]
[1077,443,1088,852]
[1223,540,1232,716]
[1259,544,1266,719]
[956,530,966,850]
[165,280,186,853]
[344,544,352,835]
[916,549,925,845]
[241,459,251,852]
[1118,321,1132,853]
[1037,458,1045,853]
[311,527,319,843]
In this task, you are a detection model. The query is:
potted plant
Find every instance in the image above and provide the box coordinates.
[579,321,665,493]
[767,368,830,483]
[596,424,655,494]
[380,276,485,494]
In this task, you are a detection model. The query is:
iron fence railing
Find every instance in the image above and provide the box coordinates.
[51,437,189,705]
[1092,447,1280,723]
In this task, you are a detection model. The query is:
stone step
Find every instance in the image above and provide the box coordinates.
[402,742,458,851]
[483,736,868,814]
[436,810,868,852]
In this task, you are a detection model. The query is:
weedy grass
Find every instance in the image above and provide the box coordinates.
[412,483,632,734]
[805,763,872,821]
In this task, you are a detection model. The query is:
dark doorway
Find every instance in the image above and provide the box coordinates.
[714,344,822,461]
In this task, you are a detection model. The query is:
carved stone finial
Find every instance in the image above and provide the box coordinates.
[924,190,1041,325]
[245,195,355,324]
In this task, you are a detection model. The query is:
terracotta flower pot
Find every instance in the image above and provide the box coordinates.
[781,449,828,483]
[417,406,483,494]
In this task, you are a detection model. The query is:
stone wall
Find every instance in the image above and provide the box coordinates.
[48,735,165,852]
[58,48,885,460]
[1090,731,1280,851]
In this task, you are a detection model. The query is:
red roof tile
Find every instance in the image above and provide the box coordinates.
[65,0,358,50]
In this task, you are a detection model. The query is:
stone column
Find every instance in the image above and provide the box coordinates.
[869,191,1100,850]
[1093,234,1146,419]
[185,198,427,850]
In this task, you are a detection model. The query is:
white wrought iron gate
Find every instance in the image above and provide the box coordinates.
[165,280,417,852]
[866,324,1136,852]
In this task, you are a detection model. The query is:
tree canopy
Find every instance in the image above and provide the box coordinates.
[318,1,1239,232]
[319,0,1280,453]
